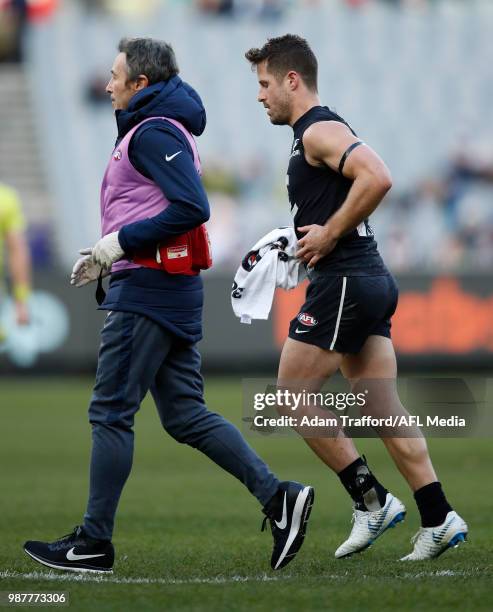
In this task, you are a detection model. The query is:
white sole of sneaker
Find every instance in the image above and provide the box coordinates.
[274,486,313,570]
[24,548,113,574]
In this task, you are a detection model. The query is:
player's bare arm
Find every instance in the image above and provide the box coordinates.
[5,228,31,325]
[296,121,392,267]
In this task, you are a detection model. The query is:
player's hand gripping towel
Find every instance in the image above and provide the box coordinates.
[231,227,306,324]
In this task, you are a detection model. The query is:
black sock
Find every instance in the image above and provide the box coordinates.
[414,481,452,527]
[338,457,388,511]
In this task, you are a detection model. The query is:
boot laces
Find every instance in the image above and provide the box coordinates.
[410,528,424,545]
[58,526,81,541]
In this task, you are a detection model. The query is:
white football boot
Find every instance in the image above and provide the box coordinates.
[335,493,406,558]
[400,511,468,560]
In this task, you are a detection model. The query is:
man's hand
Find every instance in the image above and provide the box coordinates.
[296,224,338,268]
[71,248,109,287]
[15,301,30,325]
[92,232,124,269]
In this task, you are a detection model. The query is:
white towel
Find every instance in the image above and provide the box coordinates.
[231,227,306,324]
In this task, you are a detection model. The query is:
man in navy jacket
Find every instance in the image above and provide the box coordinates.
[23,37,314,573]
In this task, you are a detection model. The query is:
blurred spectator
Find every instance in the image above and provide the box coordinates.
[86,75,109,105]
[202,162,240,196]
[26,0,58,22]
[196,0,291,20]
[0,0,59,63]
[192,0,442,21]
[196,0,234,16]
[0,0,27,63]
[79,0,108,12]
[344,0,372,8]
[26,223,54,269]
[103,0,158,18]
[206,193,242,267]
[257,0,286,19]
[377,149,493,273]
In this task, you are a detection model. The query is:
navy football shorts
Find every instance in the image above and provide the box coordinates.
[288,273,399,354]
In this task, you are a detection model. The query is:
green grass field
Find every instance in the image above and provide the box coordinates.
[0,377,491,611]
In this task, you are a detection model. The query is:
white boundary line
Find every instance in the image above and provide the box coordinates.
[0,570,292,585]
[0,569,486,586]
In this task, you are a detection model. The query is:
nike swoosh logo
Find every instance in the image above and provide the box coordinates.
[66,547,106,561]
[165,151,182,162]
[275,493,288,530]
[295,328,310,334]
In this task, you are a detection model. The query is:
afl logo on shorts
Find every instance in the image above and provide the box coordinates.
[297,312,318,327]
[113,149,122,161]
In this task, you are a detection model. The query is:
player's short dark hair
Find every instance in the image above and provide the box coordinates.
[118,37,179,85]
[245,34,318,92]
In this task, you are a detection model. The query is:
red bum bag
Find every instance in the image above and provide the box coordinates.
[133,224,212,275]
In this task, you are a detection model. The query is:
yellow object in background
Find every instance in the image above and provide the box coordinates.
[103,0,159,18]
[0,183,26,282]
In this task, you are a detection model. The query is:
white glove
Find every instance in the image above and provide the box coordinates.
[71,248,109,287]
[92,231,124,269]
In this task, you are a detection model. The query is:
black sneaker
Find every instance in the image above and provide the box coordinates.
[24,526,114,573]
[262,481,314,570]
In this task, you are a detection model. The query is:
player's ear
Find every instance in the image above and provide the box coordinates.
[286,71,300,91]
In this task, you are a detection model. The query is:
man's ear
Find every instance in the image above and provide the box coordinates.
[134,74,149,91]
[286,71,300,91]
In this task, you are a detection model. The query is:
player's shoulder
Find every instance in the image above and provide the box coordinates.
[304,120,353,139]
[301,106,356,137]
[303,121,354,155]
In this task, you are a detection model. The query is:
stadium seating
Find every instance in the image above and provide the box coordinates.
[23,0,493,270]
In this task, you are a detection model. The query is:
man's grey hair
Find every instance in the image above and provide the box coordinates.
[118,37,179,85]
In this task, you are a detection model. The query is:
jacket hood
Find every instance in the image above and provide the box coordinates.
[115,76,206,139]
